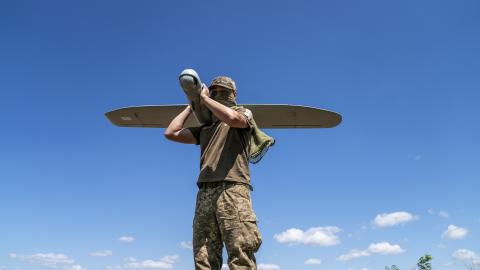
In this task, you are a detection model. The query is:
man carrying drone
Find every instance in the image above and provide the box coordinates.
[164,75,274,270]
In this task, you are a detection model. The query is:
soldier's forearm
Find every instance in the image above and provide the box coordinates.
[165,106,191,133]
[201,95,237,124]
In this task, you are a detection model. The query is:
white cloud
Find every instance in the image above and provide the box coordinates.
[443,225,468,240]
[124,257,136,262]
[258,264,280,270]
[367,242,405,254]
[108,256,179,269]
[9,253,86,270]
[118,236,135,243]
[438,211,449,219]
[428,209,449,219]
[178,241,192,249]
[452,249,480,264]
[274,226,341,246]
[337,249,370,261]
[373,211,416,227]
[337,242,404,261]
[305,258,321,265]
[90,250,113,257]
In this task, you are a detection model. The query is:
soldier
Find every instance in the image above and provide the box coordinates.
[164,76,263,270]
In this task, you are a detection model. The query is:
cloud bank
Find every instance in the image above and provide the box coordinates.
[90,250,113,257]
[107,256,179,269]
[443,225,468,239]
[337,242,405,261]
[9,253,86,270]
[274,226,341,246]
[305,258,322,265]
[118,236,135,243]
[452,249,480,264]
[373,211,416,227]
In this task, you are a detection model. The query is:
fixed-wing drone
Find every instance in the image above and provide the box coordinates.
[105,69,342,129]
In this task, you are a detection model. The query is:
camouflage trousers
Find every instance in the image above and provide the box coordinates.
[193,182,262,270]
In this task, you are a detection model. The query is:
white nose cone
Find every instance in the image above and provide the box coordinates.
[179,69,201,92]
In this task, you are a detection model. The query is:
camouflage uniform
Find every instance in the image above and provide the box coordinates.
[189,76,262,270]
[193,182,262,270]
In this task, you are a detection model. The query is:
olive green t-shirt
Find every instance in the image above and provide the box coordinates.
[187,108,253,189]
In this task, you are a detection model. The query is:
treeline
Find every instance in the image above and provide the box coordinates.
[385,255,432,270]
[386,255,480,270]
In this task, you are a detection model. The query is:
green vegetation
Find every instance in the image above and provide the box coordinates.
[385,254,432,270]
[417,254,433,270]
[465,262,480,270]
[385,254,480,270]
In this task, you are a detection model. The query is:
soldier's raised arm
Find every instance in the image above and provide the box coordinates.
[164,105,198,144]
[199,85,249,128]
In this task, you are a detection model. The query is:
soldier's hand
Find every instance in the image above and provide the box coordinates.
[200,84,210,99]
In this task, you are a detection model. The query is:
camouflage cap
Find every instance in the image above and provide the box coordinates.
[209,76,237,92]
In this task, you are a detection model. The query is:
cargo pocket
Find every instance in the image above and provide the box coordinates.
[218,184,262,252]
[217,192,239,231]
[238,209,262,252]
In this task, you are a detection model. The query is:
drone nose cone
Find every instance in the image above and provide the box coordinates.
[179,75,197,91]
[179,69,201,92]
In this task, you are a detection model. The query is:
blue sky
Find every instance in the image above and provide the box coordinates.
[1,1,479,270]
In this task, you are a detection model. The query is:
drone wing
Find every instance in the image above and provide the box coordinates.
[105,104,342,129]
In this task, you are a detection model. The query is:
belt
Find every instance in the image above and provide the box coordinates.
[198,181,236,189]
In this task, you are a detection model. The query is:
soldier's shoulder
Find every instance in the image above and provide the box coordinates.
[233,106,253,116]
